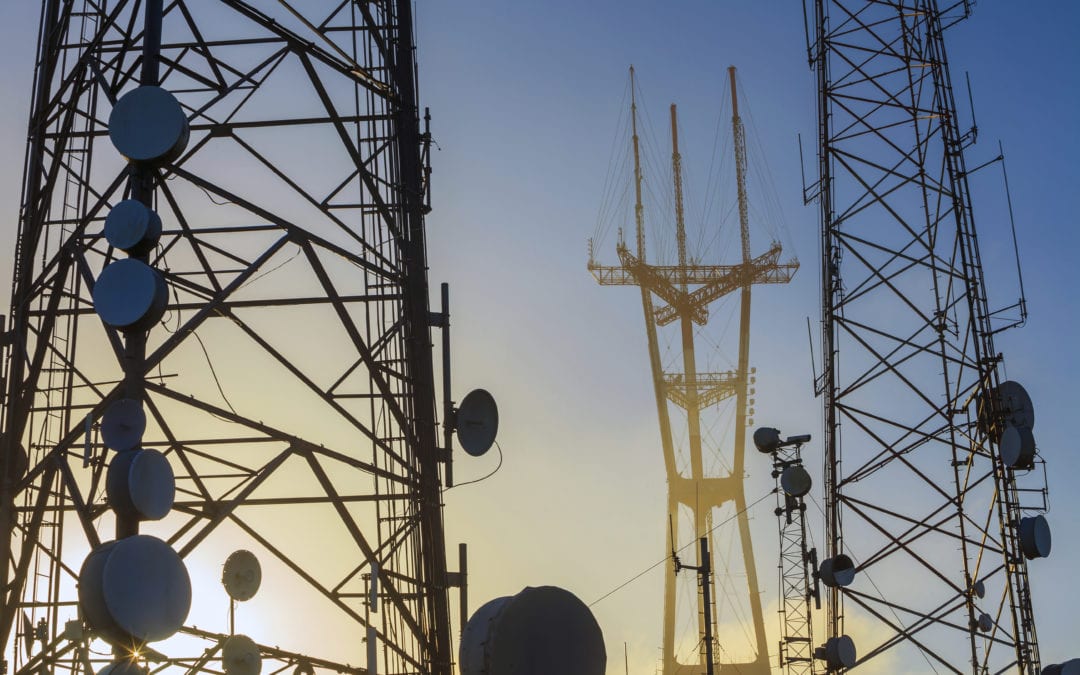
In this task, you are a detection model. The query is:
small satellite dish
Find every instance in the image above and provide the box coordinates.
[222,634,262,675]
[92,259,168,332]
[971,579,986,599]
[106,449,175,521]
[105,200,162,256]
[816,635,856,669]
[3,441,29,485]
[456,389,499,457]
[999,424,1036,469]
[1018,515,1051,560]
[1043,660,1080,675]
[818,554,855,588]
[78,535,191,646]
[780,465,812,498]
[101,398,147,453]
[109,86,190,165]
[21,611,34,657]
[753,427,781,454]
[977,613,993,633]
[997,381,1035,430]
[222,550,262,601]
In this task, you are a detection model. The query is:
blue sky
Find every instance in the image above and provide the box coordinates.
[1,2,1078,673]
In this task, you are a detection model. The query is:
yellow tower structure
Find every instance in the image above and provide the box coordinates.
[589,66,797,674]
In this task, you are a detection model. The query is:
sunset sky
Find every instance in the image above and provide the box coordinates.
[1,2,1078,674]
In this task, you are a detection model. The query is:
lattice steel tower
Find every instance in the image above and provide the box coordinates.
[1,2,456,675]
[590,67,797,675]
[808,1,1049,672]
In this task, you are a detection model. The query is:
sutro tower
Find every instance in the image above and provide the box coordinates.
[1,3,458,675]
[590,67,797,675]
[808,1,1057,672]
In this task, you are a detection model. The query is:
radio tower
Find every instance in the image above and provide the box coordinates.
[590,67,797,675]
[1,3,455,675]
[809,1,1050,671]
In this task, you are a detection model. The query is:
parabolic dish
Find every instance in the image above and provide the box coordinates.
[821,635,856,669]
[101,398,147,453]
[997,381,1035,430]
[753,427,781,454]
[1018,515,1051,560]
[1043,660,1080,675]
[999,423,1036,469]
[819,554,855,588]
[106,448,175,521]
[109,86,190,164]
[222,634,262,675]
[456,389,499,457]
[105,200,162,255]
[92,259,168,331]
[3,441,28,483]
[78,535,191,645]
[780,465,812,498]
[460,586,605,675]
[222,550,262,601]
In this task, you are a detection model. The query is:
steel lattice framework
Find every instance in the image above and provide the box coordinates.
[0,2,453,675]
[770,444,816,675]
[809,1,1045,672]
[590,68,797,675]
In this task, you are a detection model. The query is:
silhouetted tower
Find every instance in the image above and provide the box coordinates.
[755,428,818,675]
[1,3,457,675]
[808,1,1049,671]
[590,66,797,675]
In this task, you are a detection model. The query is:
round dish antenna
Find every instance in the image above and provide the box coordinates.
[109,86,190,164]
[106,449,175,521]
[222,634,262,675]
[818,554,856,588]
[456,389,499,457]
[753,427,781,454]
[971,579,986,599]
[105,200,162,256]
[78,535,191,645]
[101,399,147,453]
[780,465,812,498]
[1043,660,1080,675]
[92,259,168,331]
[1018,515,1051,559]
[997,381,1035,430]
[816,635,857,669]
[3,441,28,484]
[460,586,605,675]
[999,423,1036,469]
[222,550,262,601]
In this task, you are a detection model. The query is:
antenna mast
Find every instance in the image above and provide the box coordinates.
[809,1,1052,671]
[1,3,456,675]
[590,67,797,675]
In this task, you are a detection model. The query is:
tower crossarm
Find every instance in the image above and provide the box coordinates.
[607,244,709,324]
[663,370,739,410]
[654,244,798,326]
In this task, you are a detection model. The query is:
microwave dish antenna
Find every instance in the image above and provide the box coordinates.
[456,389,499,457]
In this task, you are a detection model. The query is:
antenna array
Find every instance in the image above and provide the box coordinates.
[0,2,455,675]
